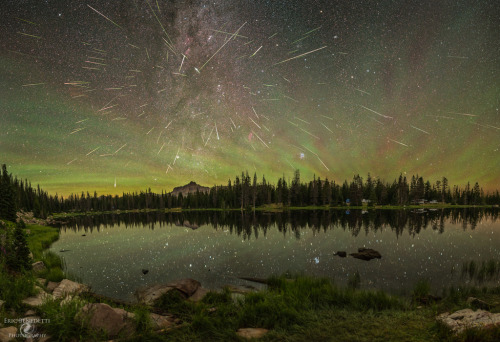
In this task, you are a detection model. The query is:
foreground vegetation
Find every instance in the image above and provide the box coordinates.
[1,221,500,341]
[118,275,500,342]
[0,221,62,310]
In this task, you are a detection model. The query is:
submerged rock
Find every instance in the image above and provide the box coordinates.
[236,328,269,339]
[182,220,199,230]
[350,248,382,261]
[415,294,442,305]
[238,277,269,284]
[226,285,254,294]
[334,251,347,258]
[437,309,500,333]
[174,220,200,230]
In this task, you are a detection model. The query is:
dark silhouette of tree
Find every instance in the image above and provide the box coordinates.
[5,220,32,272]
[0,164,17,221]
[0,164,498,214]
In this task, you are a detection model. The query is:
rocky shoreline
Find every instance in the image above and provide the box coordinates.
[0,271,269,341]
[16,211,63,227]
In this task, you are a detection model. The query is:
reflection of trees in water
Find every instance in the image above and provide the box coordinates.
[60,208,500,239]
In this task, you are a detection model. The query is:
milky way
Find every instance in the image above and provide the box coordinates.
[1,0,499,195]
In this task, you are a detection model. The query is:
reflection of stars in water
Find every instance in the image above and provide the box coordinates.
[56,209,500,302]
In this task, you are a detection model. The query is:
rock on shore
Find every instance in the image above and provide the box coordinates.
[136,278,206,305]
[437,309,500,333]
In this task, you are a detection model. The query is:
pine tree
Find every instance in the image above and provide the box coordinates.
[252,173,257,210]
[6,221,32,272]
[442,177,448,203]
[322,178,332,205]
[0,164,17,221]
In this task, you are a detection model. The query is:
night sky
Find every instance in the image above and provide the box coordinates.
[1,0,499,196]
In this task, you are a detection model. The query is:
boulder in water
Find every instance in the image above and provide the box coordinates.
[350,248,382,261]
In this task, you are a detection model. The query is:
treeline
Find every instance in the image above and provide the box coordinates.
[1,165,500,220]
[59,170,498,212]
[0,164,53,220]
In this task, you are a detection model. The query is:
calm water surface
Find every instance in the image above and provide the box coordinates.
[51,209,500,302]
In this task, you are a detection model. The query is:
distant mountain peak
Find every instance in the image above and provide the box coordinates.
[170,181,209,196]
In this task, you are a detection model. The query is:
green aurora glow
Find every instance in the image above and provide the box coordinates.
[1,0,499,196]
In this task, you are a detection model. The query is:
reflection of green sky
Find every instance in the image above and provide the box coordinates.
[51,216,500,301]
[1,0,499,196]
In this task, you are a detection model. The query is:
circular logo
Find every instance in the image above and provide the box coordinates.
[20,322,36,337]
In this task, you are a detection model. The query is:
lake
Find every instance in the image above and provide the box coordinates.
[51,208,500,302]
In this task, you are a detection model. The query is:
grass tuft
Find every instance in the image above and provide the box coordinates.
[0,268,36,309]
[39,297,90,342]
[133,305,153,333]
[348,270,361,290]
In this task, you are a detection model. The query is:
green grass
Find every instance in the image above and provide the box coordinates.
[261,309,438,342]
[39,296,95,342]
[144,275,411,341]
[0,268,37,310]
[4,221,500,341]
[128,275,500,342]
[133,305,153,334]
[25,224,59,260]
[412,279,431,299]
[0,222,65,309]
[0,222,41,309]
[25,224,67,281]
[445,325,500,342]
